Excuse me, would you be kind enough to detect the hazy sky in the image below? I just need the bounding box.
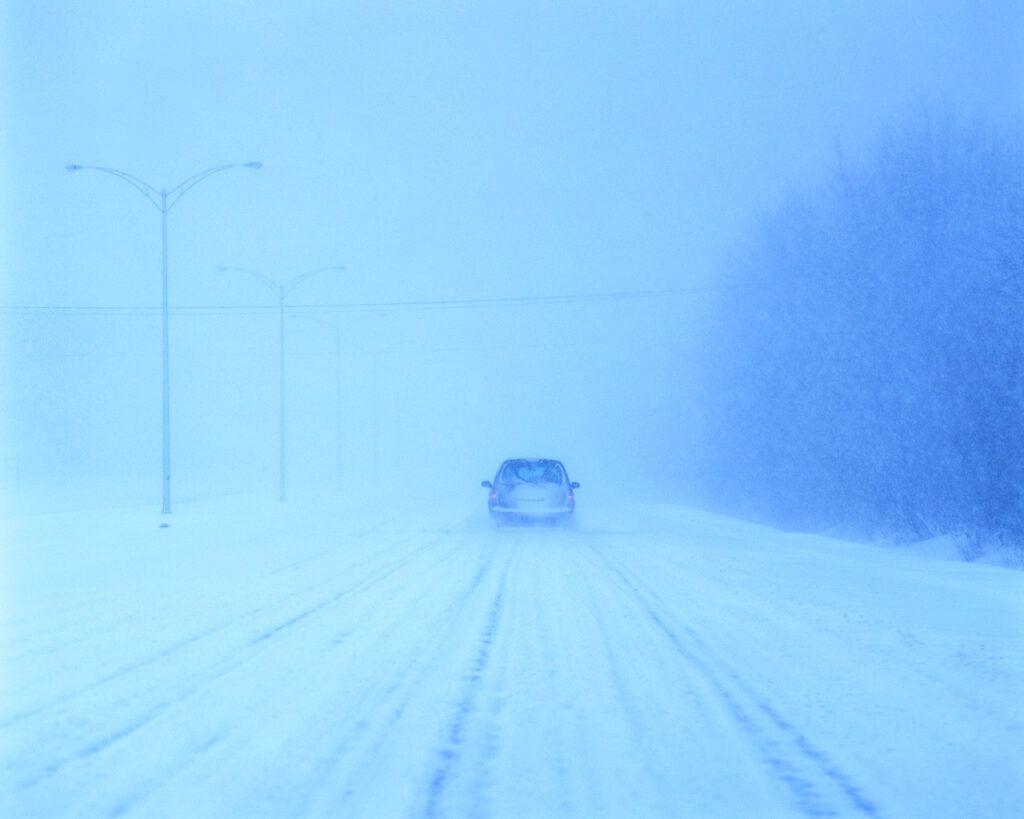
[3,1,1022,506]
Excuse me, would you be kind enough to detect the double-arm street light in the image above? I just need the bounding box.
[217,265,345,501]
[67,161,262,515]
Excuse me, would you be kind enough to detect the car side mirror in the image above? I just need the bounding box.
[571,482,580,489]
[481,480,493,488]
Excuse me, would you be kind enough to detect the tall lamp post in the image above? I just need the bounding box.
[217,266,344,501]
[66,161,262,515]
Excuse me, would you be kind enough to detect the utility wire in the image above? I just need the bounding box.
[13,334,688,360]
[0,286,717,317]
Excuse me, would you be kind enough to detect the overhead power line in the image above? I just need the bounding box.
[0,286,716,317]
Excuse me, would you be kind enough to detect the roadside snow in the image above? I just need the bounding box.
[2,494,1022,817]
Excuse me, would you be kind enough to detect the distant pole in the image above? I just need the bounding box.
[334,326,343,492]
[278,286,286,502]
[67,161,262,515]
[297,314,364,494]
[161,190,170,512]
[218,265,344,501]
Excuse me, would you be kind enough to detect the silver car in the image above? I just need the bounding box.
[481,458,579,526]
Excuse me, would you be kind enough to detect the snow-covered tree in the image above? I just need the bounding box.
[701,112,1024,543]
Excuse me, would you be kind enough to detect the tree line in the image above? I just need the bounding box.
[699,112,1024,550]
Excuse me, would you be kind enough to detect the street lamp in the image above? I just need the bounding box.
[66,161,262,515]
[217,265,345,501]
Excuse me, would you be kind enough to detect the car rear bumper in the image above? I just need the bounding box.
[490,505,573,517]
[490,506,574,526]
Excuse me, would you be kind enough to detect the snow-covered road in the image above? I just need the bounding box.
[3,496,1022,818]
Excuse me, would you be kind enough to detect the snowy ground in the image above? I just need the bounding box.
[2,492,1022,818]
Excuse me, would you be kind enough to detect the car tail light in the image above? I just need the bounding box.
[489,491,498,503]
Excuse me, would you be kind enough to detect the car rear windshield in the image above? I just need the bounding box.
[501,460,565,485]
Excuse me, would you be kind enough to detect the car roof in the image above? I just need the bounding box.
[502,458,564,466]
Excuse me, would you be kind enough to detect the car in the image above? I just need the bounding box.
[481,458,579,526]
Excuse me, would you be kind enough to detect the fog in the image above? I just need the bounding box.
[3,1,1022,519]
[5,7,1024,816]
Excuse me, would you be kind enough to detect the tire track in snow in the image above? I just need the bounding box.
[10,533,458,792]
[280,539,505,818]
[97,538,487,819]
[3,512,416,663]
[420,558,511,819]
[1,529,440,729]
[590,544,883,819]
[576,553,709,813]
